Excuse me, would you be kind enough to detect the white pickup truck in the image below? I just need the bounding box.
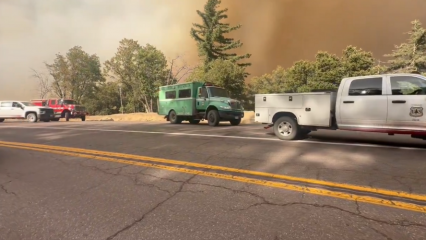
[255,73,426,140]
[0,100,55,123]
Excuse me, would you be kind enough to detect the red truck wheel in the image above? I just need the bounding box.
[65,112,70,121]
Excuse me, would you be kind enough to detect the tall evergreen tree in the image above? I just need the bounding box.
[385,20,426,74]
[190,0,251,68]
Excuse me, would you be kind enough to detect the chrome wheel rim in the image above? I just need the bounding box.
[28,114,36,122]
[277,121,292,136]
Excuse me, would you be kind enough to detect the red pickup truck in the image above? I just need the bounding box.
[31,98,87,121]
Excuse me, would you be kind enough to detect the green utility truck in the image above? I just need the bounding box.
[158,82,244,126]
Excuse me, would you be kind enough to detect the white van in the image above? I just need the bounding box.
[0,101,55,123]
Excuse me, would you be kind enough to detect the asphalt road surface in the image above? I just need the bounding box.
[1,121,426,240]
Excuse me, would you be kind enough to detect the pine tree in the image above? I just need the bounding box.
[190,0,251,68]
[385,20,426,74]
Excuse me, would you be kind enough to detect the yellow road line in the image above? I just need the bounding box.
[0,140,425,202]
[1,143,426,214]
[1,140,426,202]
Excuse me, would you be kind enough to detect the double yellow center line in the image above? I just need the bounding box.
[1,140,426,214]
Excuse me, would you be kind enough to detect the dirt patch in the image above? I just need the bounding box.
[68,111,256,124]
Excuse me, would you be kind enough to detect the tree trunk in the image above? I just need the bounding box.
[142,95,151,112]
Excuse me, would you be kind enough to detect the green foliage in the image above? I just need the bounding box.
[45,54,69,98]
[341,46,377,76]
[249,45,381,95]
[286,60,317,91]
[385,20,426,74]
[103,38,141,112]
[185,65,206,82]
[190,0,251,68]
[187,59,246,99]
[84,82,121,115]
[187,0,252,106]
[243,67,288,110]
[313,52,342,85]
[45,46,104,102]
[104,39,169,112]
[248,67,287,94]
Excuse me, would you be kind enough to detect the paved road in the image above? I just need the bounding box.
[1,121,426,240]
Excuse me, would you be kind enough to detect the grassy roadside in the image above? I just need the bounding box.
[69,111,256,124]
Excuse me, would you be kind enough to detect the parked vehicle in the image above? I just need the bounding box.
[158,82,244,126]
[255,73,426,140]
[0,100,54,123]
[31,98,87,121]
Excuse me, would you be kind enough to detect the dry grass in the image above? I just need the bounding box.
[68,111,256,124]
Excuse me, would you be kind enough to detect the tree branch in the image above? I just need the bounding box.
[30,68,51,99]
[168,54,196,84]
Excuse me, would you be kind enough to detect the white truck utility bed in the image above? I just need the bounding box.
[255,92,336,127]
[253,73,426,141]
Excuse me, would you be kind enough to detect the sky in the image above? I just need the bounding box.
[1,0,426,100]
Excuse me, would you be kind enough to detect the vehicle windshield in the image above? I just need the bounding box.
[208,87,229,98]
[62,100,76,105]
[20,101,36,107]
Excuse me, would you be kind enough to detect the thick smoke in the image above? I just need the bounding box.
[0,0,204,99]
[222,0,426,77]
[1,0,426,99]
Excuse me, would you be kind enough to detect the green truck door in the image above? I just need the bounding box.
[196,87,209,111]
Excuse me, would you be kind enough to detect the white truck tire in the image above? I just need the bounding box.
[27,113,38,123]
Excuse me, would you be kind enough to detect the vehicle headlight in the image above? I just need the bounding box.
[219,105,231,109]
[40,111,45,114]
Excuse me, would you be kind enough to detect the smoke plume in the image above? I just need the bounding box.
[222,0,426,77]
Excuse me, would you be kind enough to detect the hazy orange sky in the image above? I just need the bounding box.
[1,0,426,100]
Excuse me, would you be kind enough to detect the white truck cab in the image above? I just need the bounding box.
[0,100,55,123]
[255,73,426,140]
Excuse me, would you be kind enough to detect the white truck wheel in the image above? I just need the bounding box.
[273,116,300,140]
[27,113,38,123]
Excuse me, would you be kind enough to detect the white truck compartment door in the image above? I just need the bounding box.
[254,107,269,123]
[338,77,387,129]
[386,75,426,131]
[297,94,332,127]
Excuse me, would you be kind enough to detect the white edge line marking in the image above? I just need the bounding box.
[1,126,425,151]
